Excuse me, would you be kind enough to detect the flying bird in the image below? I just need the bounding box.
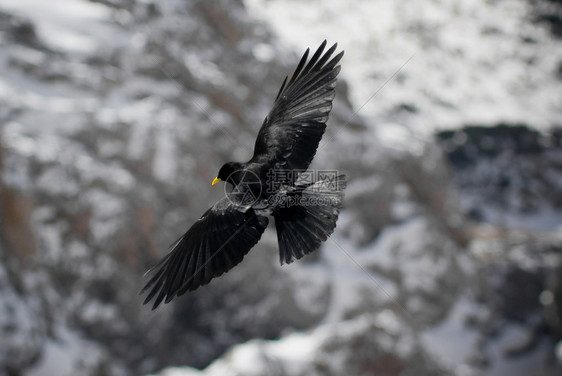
[141,40,346,309]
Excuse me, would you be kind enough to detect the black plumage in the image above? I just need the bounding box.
[141,40,346,309]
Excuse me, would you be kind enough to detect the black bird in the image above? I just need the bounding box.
[141,40,346,309]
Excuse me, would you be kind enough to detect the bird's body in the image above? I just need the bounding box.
[142,41,346,309]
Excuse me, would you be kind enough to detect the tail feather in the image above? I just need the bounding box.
[274,174,346,264]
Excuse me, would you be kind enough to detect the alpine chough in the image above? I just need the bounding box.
[141,40,346,309]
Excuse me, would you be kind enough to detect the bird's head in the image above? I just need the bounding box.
[212,162,244,186]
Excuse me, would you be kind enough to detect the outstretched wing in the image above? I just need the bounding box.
[141,197,269,310]
[251,40,343,175]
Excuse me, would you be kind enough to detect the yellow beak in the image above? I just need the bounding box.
[211,177,221,186]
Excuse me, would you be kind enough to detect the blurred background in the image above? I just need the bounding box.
[0,0,561,375]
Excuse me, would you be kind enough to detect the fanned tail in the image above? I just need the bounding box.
[273,174,346,264]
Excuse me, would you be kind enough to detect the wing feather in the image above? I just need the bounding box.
[251,41,344,176]
[141,197,269,309]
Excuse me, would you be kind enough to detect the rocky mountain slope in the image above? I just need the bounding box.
[0,1,561,376]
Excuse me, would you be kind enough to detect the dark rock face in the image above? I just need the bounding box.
[437,125,562,224]
[530,0,562,38]
[436,124,562,374]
